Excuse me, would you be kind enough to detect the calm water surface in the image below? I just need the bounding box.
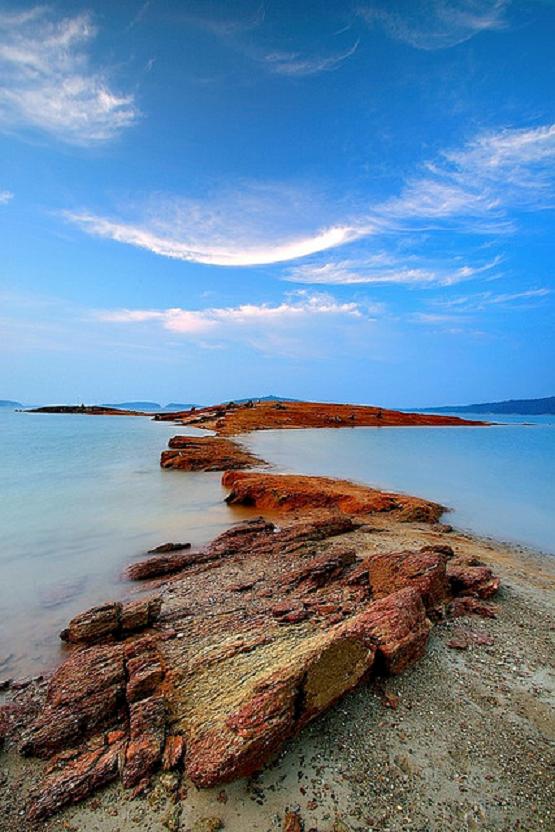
[241,415,555,556]
[1,410,554,679]
[0,411,253,678]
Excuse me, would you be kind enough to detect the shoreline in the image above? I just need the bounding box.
[1,409,553,831]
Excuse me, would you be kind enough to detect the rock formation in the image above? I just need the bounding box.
[0,469,500,821]
[160,436,264,471]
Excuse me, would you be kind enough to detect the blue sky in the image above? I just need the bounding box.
[1,0,554,407]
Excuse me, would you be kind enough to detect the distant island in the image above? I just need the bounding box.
[416,396,555,415]
[0,400,23,408]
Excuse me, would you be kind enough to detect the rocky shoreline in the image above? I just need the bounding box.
[0,407,553,832]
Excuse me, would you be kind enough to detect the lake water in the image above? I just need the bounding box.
[0,411,256,679]
[1,409,553,680]
[241,414,555,556]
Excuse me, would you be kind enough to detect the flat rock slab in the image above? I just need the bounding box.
[161,436,264,471]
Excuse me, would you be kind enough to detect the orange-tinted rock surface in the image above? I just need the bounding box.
[154,399,488,434]
[161,436,264,471]
[222,471,445,522]
[2,466,500,820]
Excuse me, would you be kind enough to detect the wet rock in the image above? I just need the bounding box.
[222,471,444,521]
[161,435,263,471]
[148,541,191,554]
[60,602,120,644]
[60,597,162,642]
[126,551,214,580]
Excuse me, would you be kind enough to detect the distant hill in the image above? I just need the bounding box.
[229,395,301,405]
[416,396,555,415]
[0,399,22,408]
[163,402,198,410]
[101,401,161,410]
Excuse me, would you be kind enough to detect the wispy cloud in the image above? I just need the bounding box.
[64,122,555,266]
[437,287,552,311]
[0,189,13,204]
[360,0,509,51]
[0,6,139,145]
[263,39,359,76]
[97,291,365,334]
[95,290,378,355]
[67,211,363,266]
[286,256,503,286]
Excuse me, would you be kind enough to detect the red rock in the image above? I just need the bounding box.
[222,472,444,521]
[345,587,431,674]
[367,547,448,610]
[120,598,150,632]
[447,564,500,598]
[448,596,497,619]
[20,644,125,757]
[126,651,164,703]
[28,741,123,820]
[161,436,263,471]
[162,734,185,771]
[122,695,166,788]
[281,548,357,591]
[126,551,214,580]
[60,602,120,643]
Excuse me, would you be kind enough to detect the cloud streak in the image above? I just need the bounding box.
[360,1,509,51]
[64,122,555,266]
[263,39,359,76]
[286,256,503,287]
[0,7,139,145]
[0,189,13,204]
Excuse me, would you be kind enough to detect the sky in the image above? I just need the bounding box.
[1,0,554,407]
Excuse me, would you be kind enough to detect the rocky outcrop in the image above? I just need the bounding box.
[1,473,500,821]
[222,471,445,522]
[160,436,264,471]
[60,596,162,643]
[154,399,488,433]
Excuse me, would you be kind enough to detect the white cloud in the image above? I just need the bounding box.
[263,40,359,76]
[64,122,555,267]
[0,189,13,204]
[361,1,509,50]
[0,7,139,144]
[97,291,366,339]
[286,256,502,286]
[67,211,364,266]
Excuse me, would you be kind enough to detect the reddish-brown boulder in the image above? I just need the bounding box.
[447,563,500,598]
[367,547,448,610]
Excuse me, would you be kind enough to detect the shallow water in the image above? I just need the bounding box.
[241,414,555,556]
[0,411,252,678]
